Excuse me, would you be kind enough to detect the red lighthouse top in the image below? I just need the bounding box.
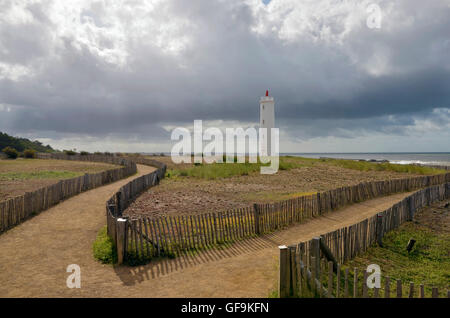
[265,90,269,96]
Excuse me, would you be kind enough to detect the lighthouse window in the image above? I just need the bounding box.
[262,105,264,110]
[263,120,265,124]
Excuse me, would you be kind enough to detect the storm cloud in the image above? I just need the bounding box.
[0,0,449,152]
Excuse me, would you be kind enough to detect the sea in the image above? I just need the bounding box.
[283,153,450,166]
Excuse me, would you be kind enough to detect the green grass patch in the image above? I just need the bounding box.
[92,226,117,264]
[168,162,262,179]
[164,156,445,180]
[166,156,314,180]
[0,170,83,180]
[341,221,450,297]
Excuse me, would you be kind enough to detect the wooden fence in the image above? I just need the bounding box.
[278,182,450,298]
[107,163,450,264]
[0,153,137,234]
[281,255,450,298]
[106,157,167,264]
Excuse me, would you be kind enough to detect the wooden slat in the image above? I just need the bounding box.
[138,218,145,258]
[142,218,152,257]
[396,280,402,298]
[328,261,333,298]
[409,282,414,298]
[163,217,175,254]
[168,216,178,251]
[336,264,341,298]
[432,287,439,298]
[189,215,197,249]
[151,218,161,256]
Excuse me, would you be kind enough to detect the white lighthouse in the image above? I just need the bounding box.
[260,90,275,156]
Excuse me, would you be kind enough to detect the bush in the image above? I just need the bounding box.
[2,146,18,159]
[80,151,89,156]
[23,149,36,158]
[92,226,117,264]
[63,149,77,156]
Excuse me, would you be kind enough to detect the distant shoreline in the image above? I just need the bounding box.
[284,152,450,166]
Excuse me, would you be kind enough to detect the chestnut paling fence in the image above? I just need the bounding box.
[106,161,450,264]
[278,182,450,298]
[0,153,137,234]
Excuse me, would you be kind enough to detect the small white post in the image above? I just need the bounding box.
[116,218,128,265]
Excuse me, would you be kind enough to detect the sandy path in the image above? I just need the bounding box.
[0,165,414,297]
[0,164,155,297]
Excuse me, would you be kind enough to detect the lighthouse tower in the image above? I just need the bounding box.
[260,90,275,156]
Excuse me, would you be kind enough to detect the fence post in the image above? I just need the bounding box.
[409,196,415,220]
[376,213,384,247]
[397,280,402,298]
[432,287,439,298]
[362,270,368,298]
[319,236,338,272]
[344,268,349,298]
[289,245,298,297]
[116,191,122,216]
[278,245,290,298]
[312,237,321,280]
[253,203,260,235]
[385,276,390,298]
[336,264,341,298]
[353,268,358,298]
[409,282,414,298]
[328,261,333,298]
[116,218,128,265]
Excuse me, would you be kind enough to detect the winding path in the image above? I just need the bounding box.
[0,164,415,297]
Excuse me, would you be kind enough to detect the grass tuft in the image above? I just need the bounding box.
[342,220,450,297]
[166,157,312,180]
[93,226,117,264]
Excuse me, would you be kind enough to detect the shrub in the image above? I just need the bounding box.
[63,149,77,156]
[23,149,36,158]
[80,151,89,156]
[2,146,18,159]
[92,226,117,264]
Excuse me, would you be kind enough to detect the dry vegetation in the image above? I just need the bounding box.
[0,159,118,201]
[125,155,445,218]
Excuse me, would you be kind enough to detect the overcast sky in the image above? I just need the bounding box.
[0,0,449,153]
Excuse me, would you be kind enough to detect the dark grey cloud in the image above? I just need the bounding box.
[0,0,449,151]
